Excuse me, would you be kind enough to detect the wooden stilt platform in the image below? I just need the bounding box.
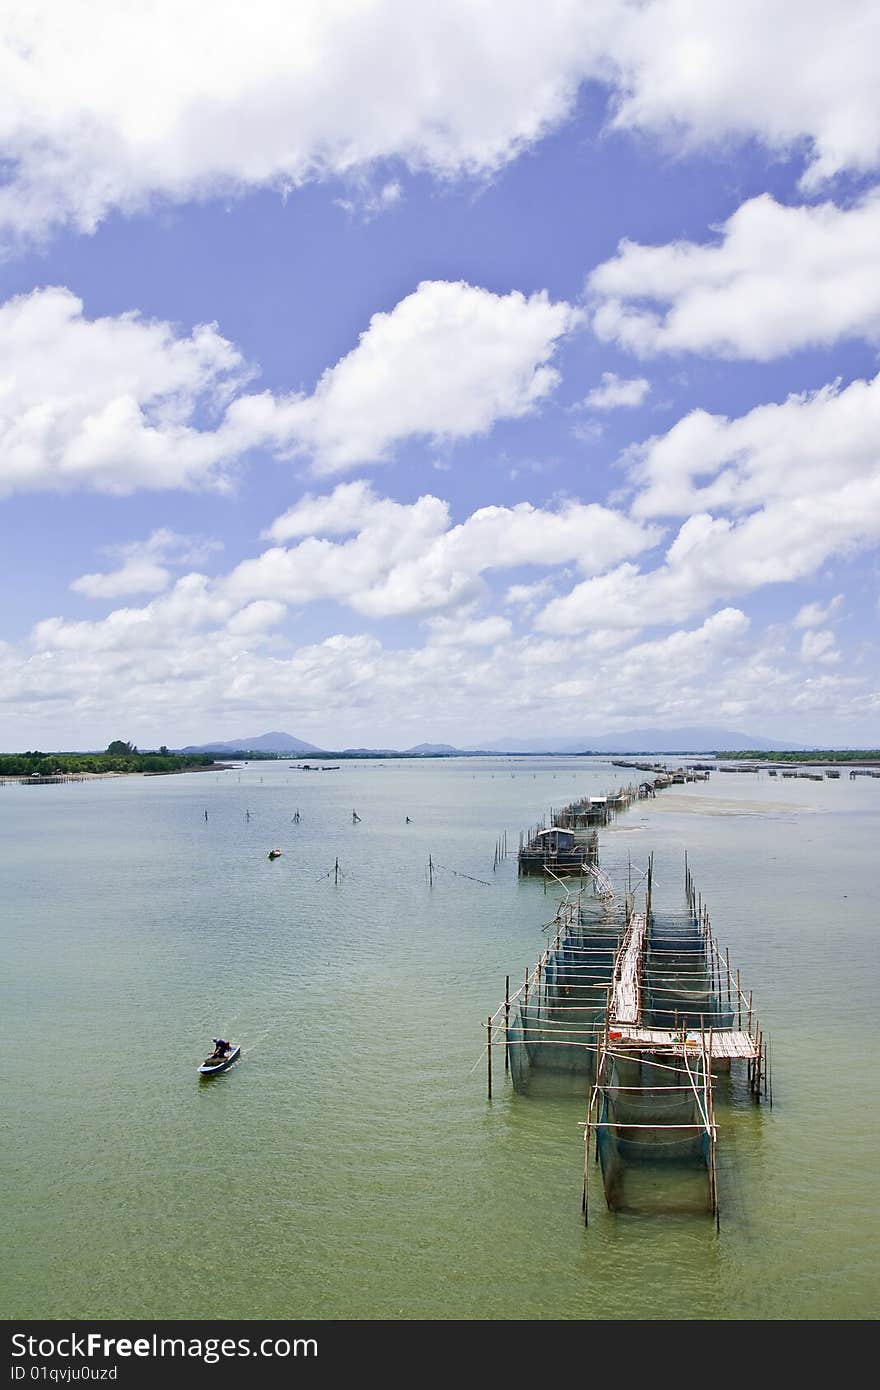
[485,850,770,1226]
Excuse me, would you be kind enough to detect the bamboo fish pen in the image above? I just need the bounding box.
[484,852,769,1224]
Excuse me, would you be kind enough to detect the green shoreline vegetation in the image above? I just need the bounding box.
[0,739,219,777]
[716,749,880,763]
[3,743,880,778]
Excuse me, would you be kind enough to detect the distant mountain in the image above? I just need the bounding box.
[472,727,807,754]
[180,731,325,754]
[178,725,808,758]
[337,747,400,757]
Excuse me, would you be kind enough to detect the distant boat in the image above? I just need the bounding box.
[268,848,282,859]
[321,766,341,771]
[198,1044,241,1075]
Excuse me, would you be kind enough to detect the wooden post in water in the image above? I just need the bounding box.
[486,1017,493,1100]
[583,1083,596,1224]
[706,1028,711,1234]
[428,854,434,887]
[705,1027,714,1214]
[334,857,339,886]
[583,1118,590,1223]
[504,975,510,1074]
[759,1035,766,1100]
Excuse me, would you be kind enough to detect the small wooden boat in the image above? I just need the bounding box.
[268,848,282,859]
[198,1044,241,1075]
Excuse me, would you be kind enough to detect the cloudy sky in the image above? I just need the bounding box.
[1,0,878,750]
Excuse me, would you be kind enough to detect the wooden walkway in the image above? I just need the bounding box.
[608,1025,759,1060]
[607,905,759,1061]
[610,911,647,1024]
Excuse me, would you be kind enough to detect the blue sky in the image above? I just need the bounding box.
[1,1,878,749]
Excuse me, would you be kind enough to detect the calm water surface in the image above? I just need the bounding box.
[2,758,877,1319]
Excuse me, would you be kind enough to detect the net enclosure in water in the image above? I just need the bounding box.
[487,855,769,1222]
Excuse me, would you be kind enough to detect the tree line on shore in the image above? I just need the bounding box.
[717,749,880,762]
[0,740,217,776]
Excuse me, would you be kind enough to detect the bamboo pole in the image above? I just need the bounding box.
[756,1039,767,1100]
[596,1020,607,1166]
[709,1029,720,1230]
[487,1016,492,1100]
[583,1117,589,1222]
[704,1029,714,1214]
[583,1082,596,1223]
[504,975,510,1075]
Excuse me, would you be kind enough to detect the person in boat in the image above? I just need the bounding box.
[210,1038,230,1060]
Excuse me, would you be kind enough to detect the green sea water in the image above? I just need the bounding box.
[2,758,877,1320]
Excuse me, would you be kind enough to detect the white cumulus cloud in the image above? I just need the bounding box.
[0,282,575,495]
[425,614,513,646]
[583,372,650,409]
[590,190,880,360]
[794,595,843,629]
[1,2,879,243]
[4,564,877,748]
[539,373,880,634]
[225,281,579,473]
[0,0,608,242]
[71,529,223,599]
[231,481,658,619]
[603,0,880,191]
[0,288,250,497]
[630,375,880,520]
[800,629,840,664]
